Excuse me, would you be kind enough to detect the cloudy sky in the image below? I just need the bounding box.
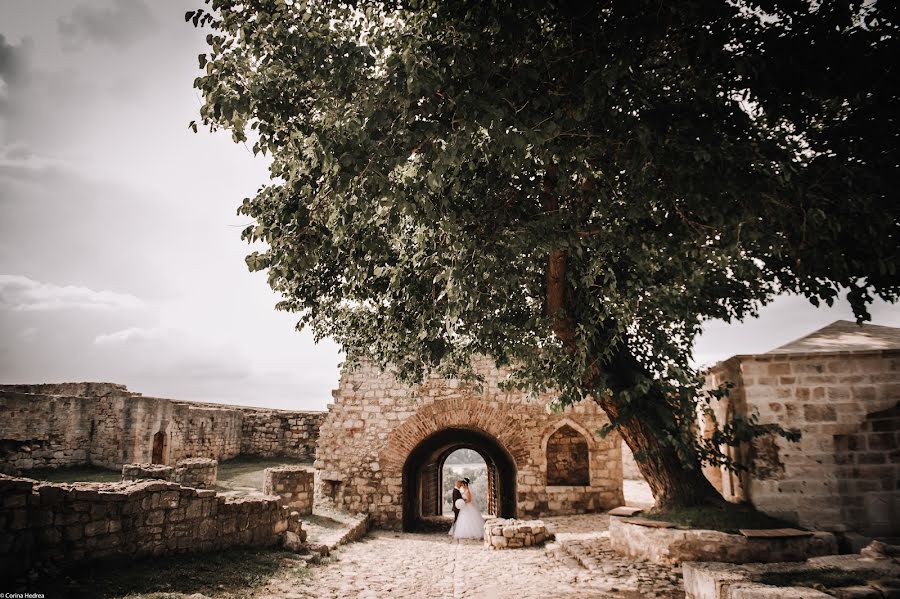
[0,1,897,411]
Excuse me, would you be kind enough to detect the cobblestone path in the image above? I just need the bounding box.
[255,513,684,599]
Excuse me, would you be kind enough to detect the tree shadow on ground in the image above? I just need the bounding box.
[20,546,308,599]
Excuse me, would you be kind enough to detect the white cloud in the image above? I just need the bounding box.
[0,144,67,172]
[58,0,157,51]
[0,274,144,311]
[94,326,160,345]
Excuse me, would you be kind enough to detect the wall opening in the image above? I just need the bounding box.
[546,424,589,486]
[402,427,516,532]
[151,431,167,464]
[441,448,488,516]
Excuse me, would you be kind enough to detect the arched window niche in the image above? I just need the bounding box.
[544,422,591,487]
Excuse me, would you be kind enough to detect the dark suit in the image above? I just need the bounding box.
[451,487,463,522]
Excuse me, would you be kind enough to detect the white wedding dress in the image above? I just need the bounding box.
[448,490,485,540]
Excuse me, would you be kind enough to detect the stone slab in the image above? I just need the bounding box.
[739,528,812,538]
[608,506,643,517]
[621,517,676,528]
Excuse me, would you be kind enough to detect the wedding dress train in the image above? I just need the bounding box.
[448,491,484,540]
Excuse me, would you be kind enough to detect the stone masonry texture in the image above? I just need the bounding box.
[0,385,324,473]
[0,472,304,577]
[703,349,899,536]
[314,358,624,529]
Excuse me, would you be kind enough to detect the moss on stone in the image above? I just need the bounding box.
[641,504,798,534]
[755,567,883,589]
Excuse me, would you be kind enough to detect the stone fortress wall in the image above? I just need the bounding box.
[1,320,895,539]
[0,383,325,474]
[314,358,625,530]
[701,321,900,537]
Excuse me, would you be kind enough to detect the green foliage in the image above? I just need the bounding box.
[188,1,899,476]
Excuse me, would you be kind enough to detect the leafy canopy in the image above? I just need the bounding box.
[189,0,898,465]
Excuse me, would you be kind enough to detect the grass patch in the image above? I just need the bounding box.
[27,464,121,484]
[25,546,309,599]
[755,567,883,589]
[215,455,312,497]
[640,504,798,534]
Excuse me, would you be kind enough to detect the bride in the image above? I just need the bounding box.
[448,479,484,540]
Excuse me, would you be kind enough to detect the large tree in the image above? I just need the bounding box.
[189,0,899,508]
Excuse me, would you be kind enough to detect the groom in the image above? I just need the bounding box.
[451,479,463,524]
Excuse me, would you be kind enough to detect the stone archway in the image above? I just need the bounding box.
[377,398,531,531]
[402,427,517,531]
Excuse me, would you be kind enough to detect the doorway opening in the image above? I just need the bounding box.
[441,449,488,516]
[402,427,516,531]
[151,430,167,464]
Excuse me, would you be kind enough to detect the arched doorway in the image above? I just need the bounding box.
[402,427,517,532]
[441,449,487,516]
[151,430,167,464]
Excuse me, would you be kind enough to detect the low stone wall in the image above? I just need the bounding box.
[483,518,550,550]
[0,472,302,576]
[683,551,900,599]
[609,517,837,565]
[264,465,313,515]
[122,463,173,481]
[172,458,217,489]
[122,459,217,489]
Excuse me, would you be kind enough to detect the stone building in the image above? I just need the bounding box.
[0,383,324,473]
[314,358,624,531]
[702,320,899,537]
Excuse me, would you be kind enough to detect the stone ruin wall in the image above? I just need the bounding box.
[315,359,624,529]
[89,396,245,469]
[240,408,325,461]
[703,349,899,537]
[0,385,325,474]
[0,391,95,472]
[0,472,304,577]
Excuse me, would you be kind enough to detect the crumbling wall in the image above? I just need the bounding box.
[0,473,301,577]
[240,408,325,461]
[0,392,95,472]
[1,386,324,474]
[89,396,243,469]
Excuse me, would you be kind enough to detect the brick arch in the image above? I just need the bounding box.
[378,398,531,472]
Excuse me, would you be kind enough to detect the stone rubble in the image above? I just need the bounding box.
[483,517,550,549]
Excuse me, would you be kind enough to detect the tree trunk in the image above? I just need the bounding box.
[597,393,726,509]
[542,176,725,510]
